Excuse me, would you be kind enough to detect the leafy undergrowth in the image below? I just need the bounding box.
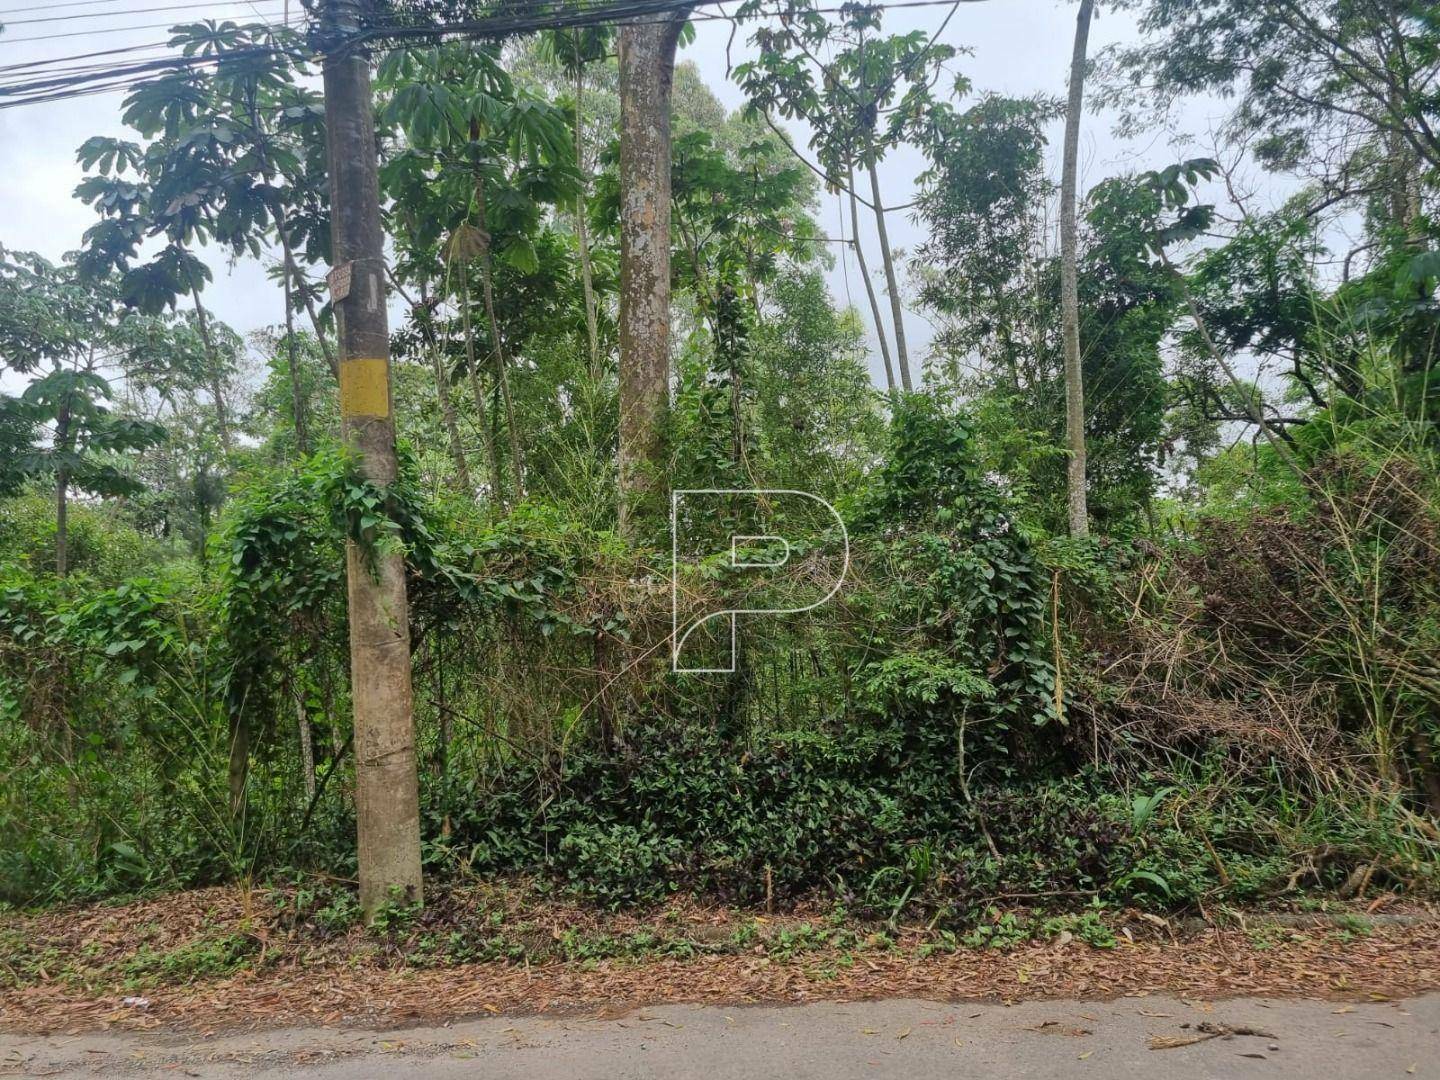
[1,878,1437,1035]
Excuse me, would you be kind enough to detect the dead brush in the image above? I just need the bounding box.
[1076,450,1440,894]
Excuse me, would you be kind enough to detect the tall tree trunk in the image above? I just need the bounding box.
[227,709,249,819]
[438,353,472,491]
[282,251,310,456]
[401,276,473,492]
[250,92,320,445]
[577,42,615,738]
[296,681,316,801]
[730,322,743,469]
[325,663,344,756]
[434,631,451,782]
[472,181,525,499]
[1164,252,1301,472]
[866,159,912,392]
[397,272,475,492]
[617,15,687,536]
[267,215,338,378]
[321,0,423,917]
[189,282,233,456]
[1414,730,1440,820]
[54,469,68,579]
[194,458,211,560]
[302,289,338,378]
[1386,84,1425,250]
[459,262,505,506]
[53,381,72,577]
[1060,0,1095,538]
[50,391,75,796]
[847,163,896,396]
[428,328,472,492]
[574,57,602,382]
[593,627,617,754]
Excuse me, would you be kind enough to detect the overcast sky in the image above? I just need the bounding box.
[0,1,1281,390]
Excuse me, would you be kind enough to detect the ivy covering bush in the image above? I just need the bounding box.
[4,397,1434,915]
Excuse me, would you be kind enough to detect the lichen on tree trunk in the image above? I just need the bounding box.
[616,14,688,537]
[1060,0,1095,539]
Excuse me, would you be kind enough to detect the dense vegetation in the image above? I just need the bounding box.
[1,0,1438,929]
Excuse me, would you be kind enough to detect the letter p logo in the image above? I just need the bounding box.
[670,489,849,673]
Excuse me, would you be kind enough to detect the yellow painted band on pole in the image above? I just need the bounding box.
[339,357,390,418]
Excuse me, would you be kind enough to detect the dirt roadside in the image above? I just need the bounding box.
[2,887,1438,1037]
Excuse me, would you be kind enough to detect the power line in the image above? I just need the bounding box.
[0,53,196,91]
[0,0,690,82]
[0,0,971,107]
[0,0,663,46]
[0,1,289,26]
[0,52,173,86]
[0,14,288,44]
[352,0,969,50]
[0,43,298,101]
[0,31,306,101]
[0,40,180,74]
[0,0,159,14]
[354,0,712,43]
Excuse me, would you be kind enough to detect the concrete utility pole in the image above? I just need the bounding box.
[319,0,423,917]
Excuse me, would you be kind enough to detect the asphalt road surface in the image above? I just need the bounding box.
[4,993,1438,1079]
